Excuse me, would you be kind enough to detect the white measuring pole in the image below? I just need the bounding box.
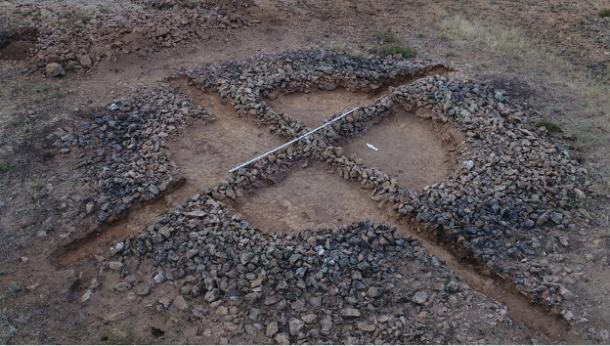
[228,106,359,173]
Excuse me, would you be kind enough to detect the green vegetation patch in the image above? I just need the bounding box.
[0,160,8,173]
[374,29,417,59]
[535,120,563,134]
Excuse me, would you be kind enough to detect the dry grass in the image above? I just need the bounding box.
[439,16,610,173]
[324,42,368,58]
[439,17,570,72]
[535,120,563,134]
[100,326,143,345]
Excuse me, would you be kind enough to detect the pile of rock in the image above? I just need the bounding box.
[113,196,528,343]
[1,0,251,73]
[318,76,589,311]
[52,84,208,222]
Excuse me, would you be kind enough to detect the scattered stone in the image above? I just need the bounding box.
[85,202,94,214]
[107,261,123,271]
[81,289,92,303]
[204,289,219,303]
[216,306,228,315]
[367,286,382,298]
[158,296,172,309]
[79,54,92,68]
[173,295,188,311]
[153,272,166,284]
[411,291,429,305]
[357,321,376,332]
[45,62,65,77]
[551,212,563,225]
[320,315,333,334]
[288,318,304,336]
[113,281,131,293]
[274,333,290,344]
[134,284,152,296]
[301,313,317,323]
[90,278,100,289]
[110,241,125,255]
[265,321,279,337]
[341,307,361,318]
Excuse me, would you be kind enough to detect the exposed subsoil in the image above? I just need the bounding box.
[342,108,461,189]
[230,163,392,234]
[171,83,285,188]
[267,89,381,128]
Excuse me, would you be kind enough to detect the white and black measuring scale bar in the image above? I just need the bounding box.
[229,94,388,173]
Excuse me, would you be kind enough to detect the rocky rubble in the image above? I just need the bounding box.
[52,84,208,223]
[0,0,251,73]
[113,197,528,343]
[55,49,589,342]
[320,77,590,311]
[183,50,588,313]
[186,49,444,140]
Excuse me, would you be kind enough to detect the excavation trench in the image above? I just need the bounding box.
[56,83,437,266]
[54,81,568,341]
[229,97,568,340]
[55,84,283,266]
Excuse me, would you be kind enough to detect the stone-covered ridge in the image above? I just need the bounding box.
[116,195,526,344]
[52,85,209,222]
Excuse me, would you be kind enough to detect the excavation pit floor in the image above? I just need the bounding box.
[230,162,398,234]
[267,88,381,128]
[342,108,461,189]
[171,83,285,188]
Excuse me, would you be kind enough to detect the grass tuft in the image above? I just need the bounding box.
[599,9,610,17]
[100,326,143,345]
[377,44,417,59]
[374,29,416,59]
[0,160,8,173]
[30,178,45,191]
[535,120,563,134]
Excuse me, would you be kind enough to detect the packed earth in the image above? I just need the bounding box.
[1,1,609,344]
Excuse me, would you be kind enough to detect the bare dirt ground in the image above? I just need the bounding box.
[1,0,609,344]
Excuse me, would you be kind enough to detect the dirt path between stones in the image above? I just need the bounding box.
[410,224,572,342]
